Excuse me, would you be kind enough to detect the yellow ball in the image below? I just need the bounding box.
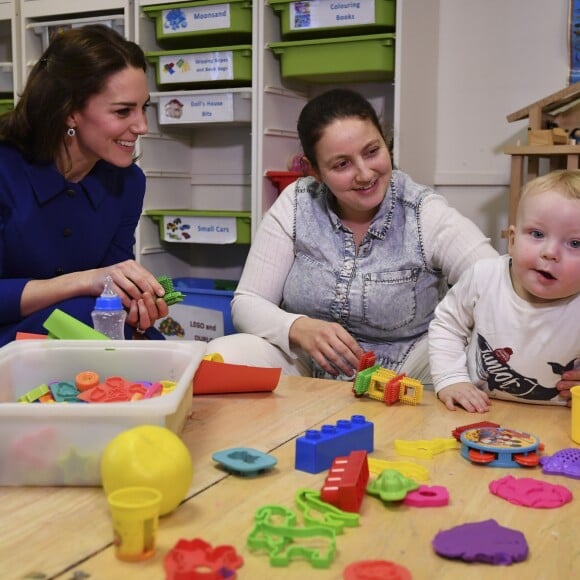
[101,425,193,516]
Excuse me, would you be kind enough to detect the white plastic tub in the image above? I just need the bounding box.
[0,340,204,486]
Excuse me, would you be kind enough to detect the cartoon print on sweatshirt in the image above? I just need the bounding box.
[475,334,578,401]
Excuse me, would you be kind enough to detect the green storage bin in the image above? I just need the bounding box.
[268,0,396,39]
[145,209,251,245]
[269,33,395,84]
[0,99,14,115]
[143,0,252,48]
[146,45,252,89]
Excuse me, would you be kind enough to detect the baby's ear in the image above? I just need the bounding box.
[507,225,516,255]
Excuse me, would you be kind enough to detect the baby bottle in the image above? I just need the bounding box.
[91,275,127,340]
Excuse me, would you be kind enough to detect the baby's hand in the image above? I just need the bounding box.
[437,382,491,413]
[556,370,580,407]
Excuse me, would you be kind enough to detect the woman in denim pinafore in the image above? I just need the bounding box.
[207,89,498,385]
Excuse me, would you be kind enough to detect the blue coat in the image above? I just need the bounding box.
[0,142,147,345]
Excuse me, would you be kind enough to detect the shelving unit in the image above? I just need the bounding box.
[3,0,441,286]
[18,3,133,94]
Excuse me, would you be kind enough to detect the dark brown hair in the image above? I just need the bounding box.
[0,24,147,163]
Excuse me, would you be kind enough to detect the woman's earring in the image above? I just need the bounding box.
[66,127,76,137]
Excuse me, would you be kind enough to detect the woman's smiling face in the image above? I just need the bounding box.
[311,116,393,222]
[67,66,149,175]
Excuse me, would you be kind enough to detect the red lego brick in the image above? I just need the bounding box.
[321,450,369,513]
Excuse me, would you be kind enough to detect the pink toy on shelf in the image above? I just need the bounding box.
[320,450,369,513]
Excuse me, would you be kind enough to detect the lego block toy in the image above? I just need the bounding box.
[321,450,369,513]
[295,415,374,474]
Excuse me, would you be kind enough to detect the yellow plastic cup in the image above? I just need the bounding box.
[571,385,580,444]
[107,486,162,562]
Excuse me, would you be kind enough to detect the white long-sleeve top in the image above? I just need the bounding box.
[232,174,498,360]
[429,254,580,405]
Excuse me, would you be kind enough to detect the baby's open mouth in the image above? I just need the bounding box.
[536,269,556,280]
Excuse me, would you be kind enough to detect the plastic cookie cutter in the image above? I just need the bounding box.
[343,559,412,580]
[366,469,420,502]
[59,448,99,486]
[17,383,51,403]
[539,448,580,479]
[403,484,450,507]
[48,381,83,403]
[247,505,336,569]
[367,458,430,481]
[164,537,244,580]
[394,437,460,459]
[294,489,359,533]
[212,447,277,477]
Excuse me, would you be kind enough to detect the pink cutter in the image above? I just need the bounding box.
[403,484,450,507]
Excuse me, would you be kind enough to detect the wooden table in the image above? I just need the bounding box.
[0,377,577,579]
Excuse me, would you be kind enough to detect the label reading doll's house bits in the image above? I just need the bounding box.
[159,93,234,124]
[162,4,231,34]
[158,51,234,84]
[162,215,238,244]
[290,0,375,30]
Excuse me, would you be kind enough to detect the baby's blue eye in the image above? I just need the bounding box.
[570,239,580,249]
[530,230,543,239]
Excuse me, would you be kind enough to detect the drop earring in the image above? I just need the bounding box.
[67,127,76,137]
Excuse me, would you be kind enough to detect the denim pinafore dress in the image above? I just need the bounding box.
[282,170,442,377]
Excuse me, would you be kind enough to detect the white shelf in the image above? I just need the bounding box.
[7,0,439,282]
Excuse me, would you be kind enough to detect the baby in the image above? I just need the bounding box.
[429,170,580,412]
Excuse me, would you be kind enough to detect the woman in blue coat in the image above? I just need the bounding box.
[0,25,168,345]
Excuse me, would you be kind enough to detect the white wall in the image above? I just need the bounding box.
[434,0,571,251]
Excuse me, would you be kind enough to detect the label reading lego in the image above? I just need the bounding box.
[162,215,238,244]
[289,1,375,30]
[162,4,231,34]
[158,51,234,84]
[159,93,234,124]
[156,304,224,342]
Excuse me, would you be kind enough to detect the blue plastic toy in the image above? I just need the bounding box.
[295,415,374,474]
[212,447,277,477]
[460,426,542,468]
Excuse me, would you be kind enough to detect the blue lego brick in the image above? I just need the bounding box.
[295,415,374,474]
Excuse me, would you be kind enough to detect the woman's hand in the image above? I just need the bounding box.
[93,261,169,330]
[437,382,491,413]
[289,317,364,377]
[556,370,580,407]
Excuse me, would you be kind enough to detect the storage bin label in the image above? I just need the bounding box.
[162,215,238,244]
[158,51,234,84]
[156,304,224,342]
[162,5,231,33]
[289,0,375,30]
[159,93,234,124]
